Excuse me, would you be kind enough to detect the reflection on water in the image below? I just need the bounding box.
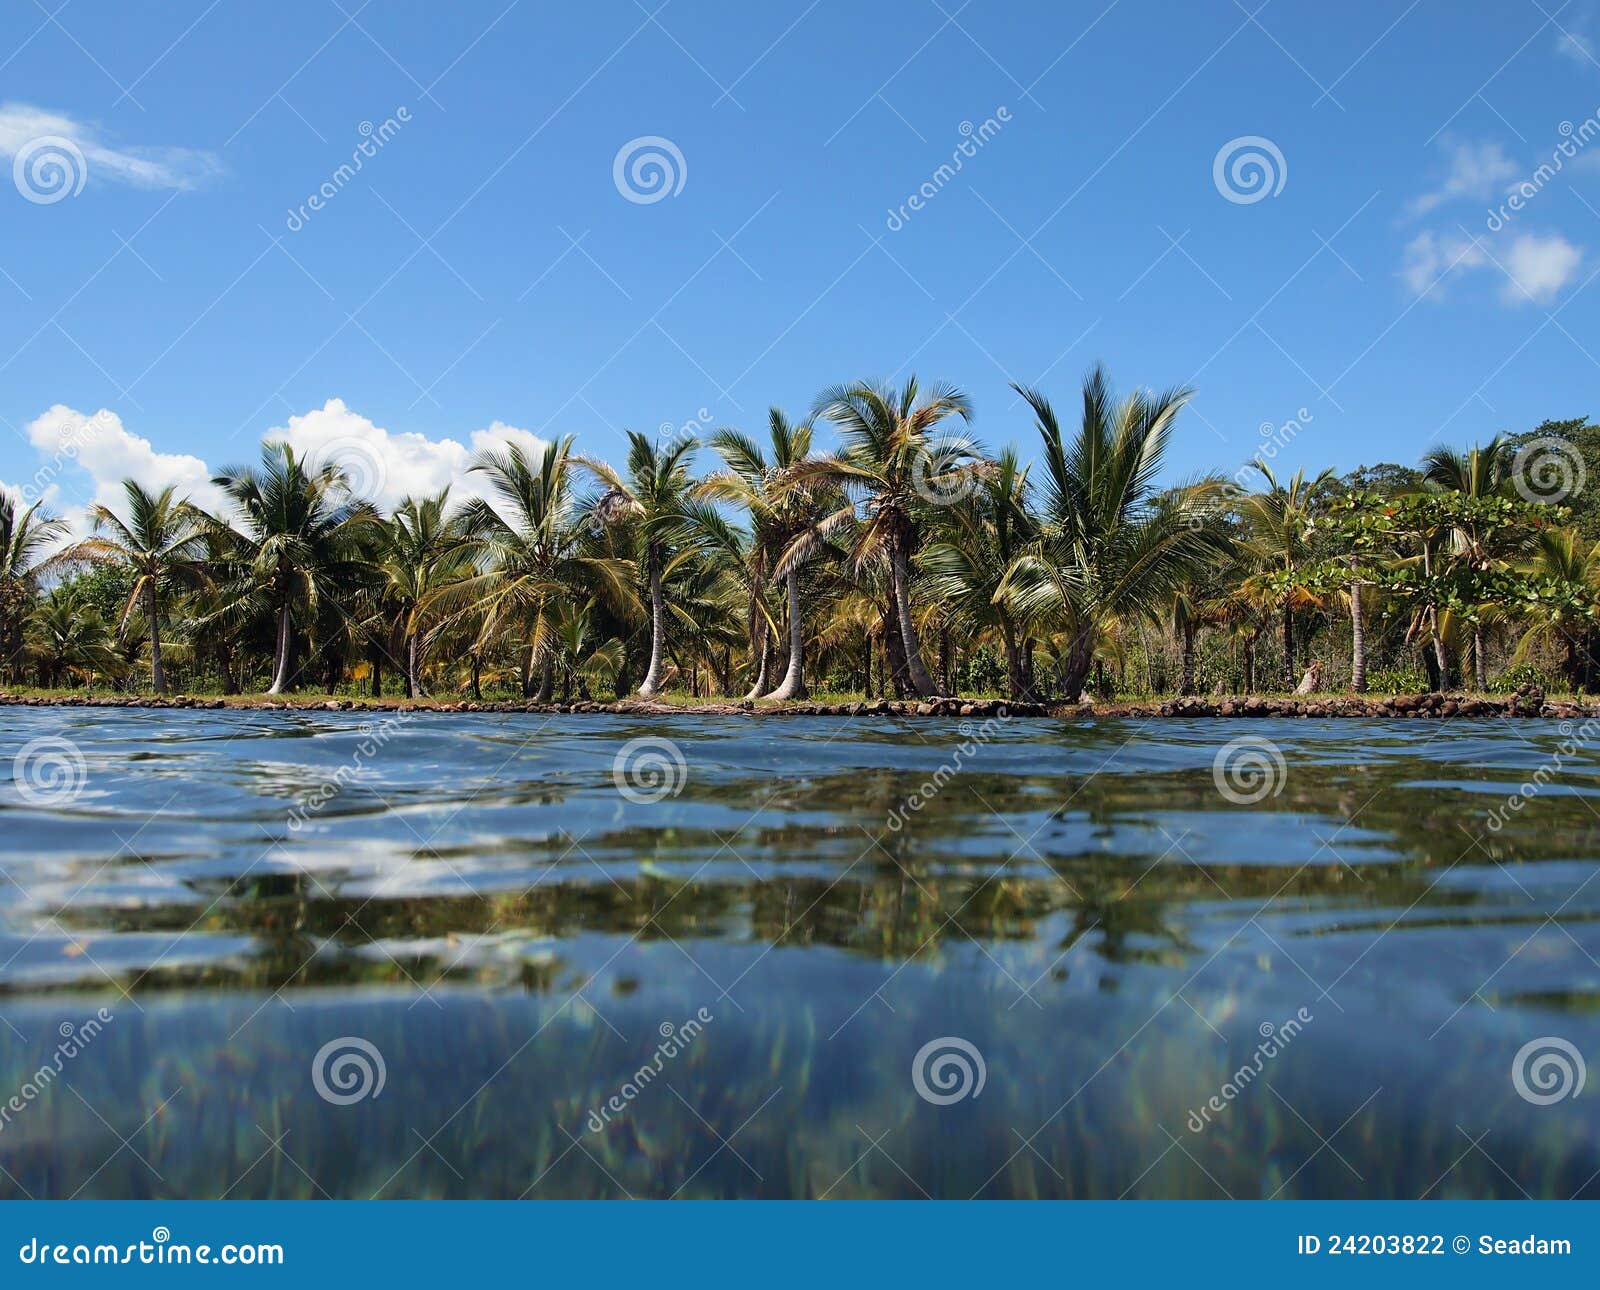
[1,709,1597,1198]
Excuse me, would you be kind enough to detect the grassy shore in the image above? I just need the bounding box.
[0,685,1591,719]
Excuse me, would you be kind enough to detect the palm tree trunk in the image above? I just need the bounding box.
[1349,557,1366,693]
[267,602,294,694]
[469,652,482,700]
[766,569,808,701]
[889,544,938,696]
[862,633,873,699]
[744,612,769,699]
[1473,627,1488,691]
[1281,601,1294,690]
[407,634,423,698]
[1180,623,1196,696]
[145,579,165,694]
[638,553,667,698]
[535,654,554,703]
[1001,613,1024,700]
[1060,627,1096,702]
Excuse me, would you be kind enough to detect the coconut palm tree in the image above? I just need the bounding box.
[802,377,978,697]
[377,490,471,698]
[997,367,1231,701]
[446,437,636,700]
[26,584,125,688]
[60,481,208,693]
[1,493,68,683]
[206,443,379,694]
[582,431,701,699]
[920,447,1039,698]
[1514,525,1600,691]
[701,410,840,701]
[1422,436,1513,689]
[1235,462,1335,688]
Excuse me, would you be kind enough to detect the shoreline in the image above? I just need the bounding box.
[0,689,1588,720]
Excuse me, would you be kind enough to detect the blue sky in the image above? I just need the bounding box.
[3,0,1600,520]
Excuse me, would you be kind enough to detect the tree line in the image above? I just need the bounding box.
[2,368,1597,703]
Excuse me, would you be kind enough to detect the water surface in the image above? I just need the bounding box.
[1,709,1597,1198]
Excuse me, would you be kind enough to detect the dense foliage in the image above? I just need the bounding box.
[4,369,1598,700]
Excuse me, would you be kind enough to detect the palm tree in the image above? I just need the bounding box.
[1,493,68,683]
[997,367,1231,701]
[207,443,378,694]
[1514,525,1600,691]
[26,585,125,688]
[1422,436,1512,689]
[582,431,701,699]
[61,481,207,694]
[1235,462,1335,688]
[803,377,978,697]
[921,447,1038,698]
[447,437,636,700]
[378,490,469,698]
[701,410,839,701]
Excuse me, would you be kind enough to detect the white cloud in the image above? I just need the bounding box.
[1400,229,1582,304]
[5,400,554,537]
[1498,231,1584,303]
[1399,231,1487,296]
[0,102,220,192]
[1407,140,1520,217]
[264,399,551,513]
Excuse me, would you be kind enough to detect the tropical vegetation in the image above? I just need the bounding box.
[5,367,1599,702]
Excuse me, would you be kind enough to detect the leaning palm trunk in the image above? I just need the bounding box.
[765,569,808,701]
[638,556,667,698]
[744,611,769,699]
[1349,556,1366,693]
[146,579,165,694]
[267,602,294,694]
[1179,623,1196,696]
[889,545,938,697]
[1473,627,1488,691]
[1000,614,1026,701]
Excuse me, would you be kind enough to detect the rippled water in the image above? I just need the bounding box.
[1,708,1597,1198]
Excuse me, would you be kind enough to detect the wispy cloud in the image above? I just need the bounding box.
[1407,140,1519,217]
[0,102,221,191]
[1400,229,1582,305]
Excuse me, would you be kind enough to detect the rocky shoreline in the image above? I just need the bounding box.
[0,687,1589,720]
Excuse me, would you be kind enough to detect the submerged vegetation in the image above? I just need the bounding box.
[4,368,1599,702]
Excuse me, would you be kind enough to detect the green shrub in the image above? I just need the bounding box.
[1364,667,1429,695]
